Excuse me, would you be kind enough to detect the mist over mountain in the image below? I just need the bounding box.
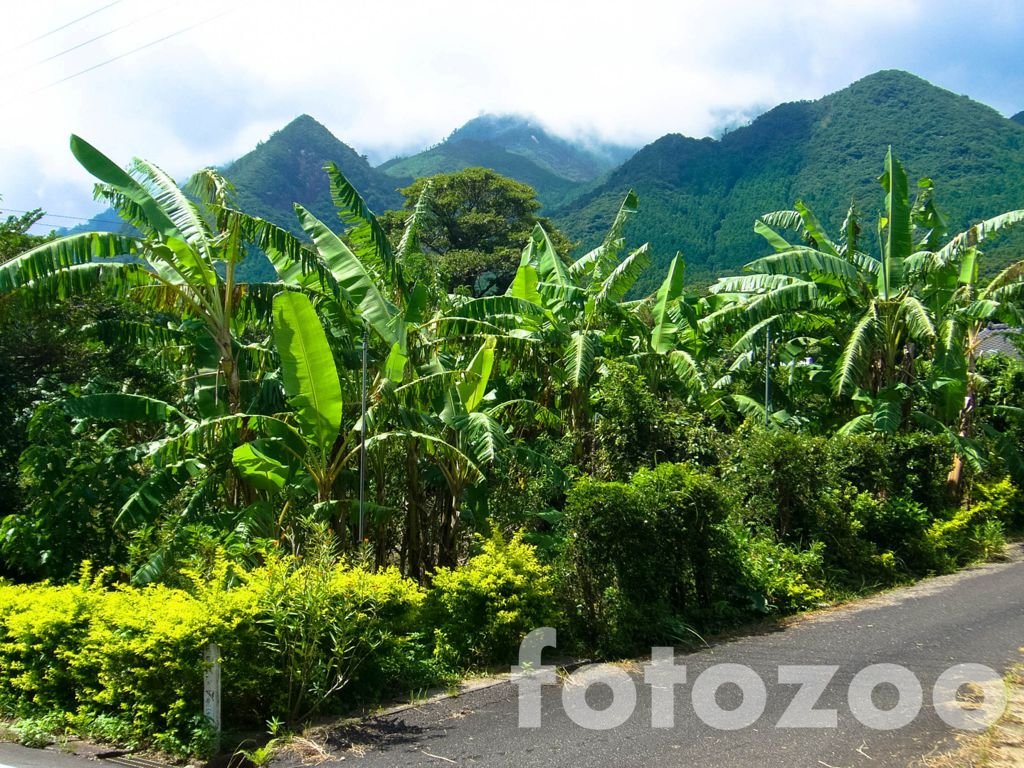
[379,114,635,207]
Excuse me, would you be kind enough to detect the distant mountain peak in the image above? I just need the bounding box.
[850,68,929,86]
[448,113,547,142]
[267,114,353,150]
[379,112,637,206]
[1012,110,1024,125]
[558,68,1024,291]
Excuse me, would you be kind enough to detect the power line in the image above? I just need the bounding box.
[35,6,232,93]
[15,1,123,50]
[27,6,171,70]
[1,207,124,226]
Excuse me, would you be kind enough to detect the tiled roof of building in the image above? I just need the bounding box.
[977,324,1022,359]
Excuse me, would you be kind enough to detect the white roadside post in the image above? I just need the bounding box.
[204,642,222,748]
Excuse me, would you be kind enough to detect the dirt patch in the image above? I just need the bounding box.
[918,663,1024,768]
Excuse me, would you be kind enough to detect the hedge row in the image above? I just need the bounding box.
[0,533,552,756]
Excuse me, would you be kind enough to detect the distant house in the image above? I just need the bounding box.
[977,324,1022,359]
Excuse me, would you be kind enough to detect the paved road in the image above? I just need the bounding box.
[295,545,1024,768]
[0,743,99,767]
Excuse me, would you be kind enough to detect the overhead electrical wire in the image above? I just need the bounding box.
[1,207,124,228]
[15,1,123,50]
[35,6,233,93]
[26,5,172,70]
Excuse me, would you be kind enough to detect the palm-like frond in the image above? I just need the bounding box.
[668,349,705,393]
[746,248,865,286]
[898,295,936,342]
[596,243,650,305]
[0,232,141,293]
[116,458,207,528]
[701,281,820,334]
[325,162,397,278]
[794,201,840,257]
[66,393,186,424]
[457,411,509,465]
[651,253,685,354]
[833,304,880,396]
[129,157,215,266]
[932,210,1024,267]
[397,182,432,267]
[295,204,399,345]
[525,224,571,286]
[758,209,803,235]
[569,238,624,279]
[709,273,798,295]
[563,330,600,388]
[592,191,638,282]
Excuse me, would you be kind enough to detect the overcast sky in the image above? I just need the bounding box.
[2,0,1022,231]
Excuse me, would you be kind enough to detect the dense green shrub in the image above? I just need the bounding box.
[735,531,827,613]
[887,433,955,512]
[0,569,238,755]
[240,534,433,724]
[724,427,835,544]
[849,493,938,575]
[972,477,1024,533]
[558,463,747,655]
[427,532,555,668]
[592,361,667,481]
[927,504,1007,570]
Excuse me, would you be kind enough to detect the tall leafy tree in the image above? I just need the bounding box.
[380,167,572,296]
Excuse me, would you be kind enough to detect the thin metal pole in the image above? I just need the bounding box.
[359,323,368,543]
[764,326,772,426]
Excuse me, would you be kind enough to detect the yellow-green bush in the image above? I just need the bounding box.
[427,532,555,668]
[927,506,1006,570]
[0,553,438,756]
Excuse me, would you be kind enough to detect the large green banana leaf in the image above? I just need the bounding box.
[273,291,343,459]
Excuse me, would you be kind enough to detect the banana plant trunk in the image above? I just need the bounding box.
[947,331,979,495]
[403,443,427,582]
[437,490,462,570]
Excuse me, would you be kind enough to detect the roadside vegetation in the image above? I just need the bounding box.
[921,662,1024,768]
[0,139,1023,758]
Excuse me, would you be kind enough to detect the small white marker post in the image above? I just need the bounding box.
[204,642,222,749]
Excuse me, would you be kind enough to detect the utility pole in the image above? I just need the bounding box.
[359,322,368,544]
[764,326,772,426]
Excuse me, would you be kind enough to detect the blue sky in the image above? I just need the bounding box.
[2,0,1022,230]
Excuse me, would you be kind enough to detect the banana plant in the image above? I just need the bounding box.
[705,149,961,429]
[918,213,1024,488]
[0,136,309,414]
[498,192,657,456]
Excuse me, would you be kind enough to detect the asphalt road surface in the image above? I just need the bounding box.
[294,545,1024,768]
[0,743,100,767]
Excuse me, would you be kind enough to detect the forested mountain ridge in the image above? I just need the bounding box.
[59,72,1024,291]
[555,70,1024,292]
[379,114,634,207]
[224,114,408,228]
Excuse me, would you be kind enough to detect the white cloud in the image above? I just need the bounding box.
[2,0,1021,227]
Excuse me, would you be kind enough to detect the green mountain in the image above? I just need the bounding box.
[225,114,407,228]
[556,70,1024,293]
[379,114,634,208]
[61,114,411,274]
[1012,111,1024,125]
